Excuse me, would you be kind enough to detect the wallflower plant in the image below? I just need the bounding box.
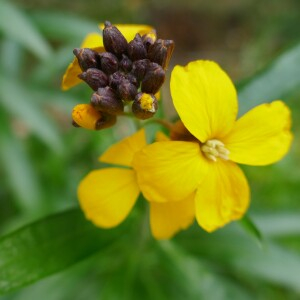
[63,23,292,240]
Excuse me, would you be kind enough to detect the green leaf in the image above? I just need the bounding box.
[0,115,42,213]
[0,75,63,153]
[238,214,263,248]
[0,1,52,60]
[0,208,124,295]
[238,42,300,115]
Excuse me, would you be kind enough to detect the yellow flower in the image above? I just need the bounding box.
[62,24,156,91]
[78,129,193,239]
[133,60,293,233]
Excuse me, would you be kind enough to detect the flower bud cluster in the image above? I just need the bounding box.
[72,21,174,129]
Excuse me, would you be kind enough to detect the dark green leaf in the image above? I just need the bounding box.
[0,208,124,295]
[239,214,263,247]
[0,1,52,60]
[238,42,300,115]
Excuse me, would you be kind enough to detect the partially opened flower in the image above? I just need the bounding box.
[133,60,293,233]
[78,129,193,239]
[62,22,174,130]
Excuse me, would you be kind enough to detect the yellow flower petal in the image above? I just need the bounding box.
[133,141,209,203]
[150,195,195,240]
[170,60,238,142]
[78,168,139,228]
[195,160,250,232]
[155,131,169,142]
[72,104,101,130]
[223,101,293,166]
[62,33,104,91]
[99,24,156,42]
[100,129,147,167]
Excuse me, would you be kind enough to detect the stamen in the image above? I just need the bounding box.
[201,139,230,162]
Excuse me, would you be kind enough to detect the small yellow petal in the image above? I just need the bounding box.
[78,168,140,228]
[223,101,293,166]
[195,160,250,232]
[100,129,147,167]
[62,33,104,91]
[150,195,195,240]
[72,104,101,130]
[133,141,209,203]
[99,24,156,42]
[170,60,238,142]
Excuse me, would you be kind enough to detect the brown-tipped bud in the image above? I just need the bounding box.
[119,54,132,72]
[126,73,139,87]
[117,80,137,101]
[73,48,100,71]
[100,52,119,75]
[103,21,128,57]
[141,62,165,94]
[132,93,158,120]
[131,59,150,81]
[72,104,102,130]
[95,113,117,130]
[91,87,124,115]
[127,34,147,61]
[142,32,156,51]
[78,68,108,91]
[147,39,174,69]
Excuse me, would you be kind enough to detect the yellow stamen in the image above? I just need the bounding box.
[201,139,230,162]
[140,93,156,112]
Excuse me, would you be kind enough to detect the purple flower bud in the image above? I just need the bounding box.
[95,113,117,130]
[117,80,137,101]
[147,39,174,69]
[141,62,165,94]
[91,86,124,115]
[103,21,128,57]
[119,54,132,72]
[100,52,119,75]
[132,93,158,120]
[73,48,100,71]
[78,68,108,91]
[131,59,150,81]
[127,34,147,61]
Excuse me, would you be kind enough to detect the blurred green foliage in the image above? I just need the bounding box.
[0,0,300,299]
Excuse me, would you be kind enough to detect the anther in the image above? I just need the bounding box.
[201,139,230,162]
[132,93,158,120]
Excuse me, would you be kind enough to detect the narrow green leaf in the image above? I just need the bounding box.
[0,115,42,213]
[239,214,263,247]
[0,1,52,60]
[0,208,124,295]
[0,75,63,153]
[238,42,300,115]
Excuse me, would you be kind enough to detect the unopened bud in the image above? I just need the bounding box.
[72,104,102,130]
[119,54,132,72]
[132,93,158,120]
[73,48,100,71]
[95,113,117,130]
[91,87,124,115]
[127,34,147,61]
[141,62,165,94]
[103,21,128,57]
[117,80,137,101]
[142,32,156,51]
[78,68,108,91]
[131,59,150,81]
[109,71,125,90]
[147,39,174,69]
[100,52,119,75]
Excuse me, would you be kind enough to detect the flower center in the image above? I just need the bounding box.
[201,139,230,162]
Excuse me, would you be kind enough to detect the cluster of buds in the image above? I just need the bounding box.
[72,21,174,130]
